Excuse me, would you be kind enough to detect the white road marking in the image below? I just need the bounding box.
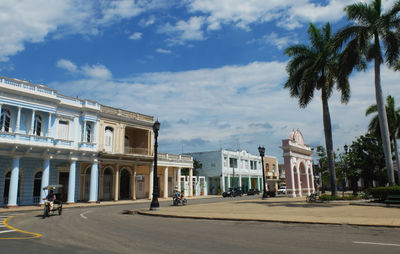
[0,230,16,234]
[80,211,90,219]
[353,241,400,247]
[0,225,7,227]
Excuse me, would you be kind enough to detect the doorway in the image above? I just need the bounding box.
[59,172,69,202]
[120,169,130,199]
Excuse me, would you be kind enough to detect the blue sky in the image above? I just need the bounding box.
[1,0,400,162]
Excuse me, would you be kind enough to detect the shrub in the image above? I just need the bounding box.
[366,186,400,201]
[319,194,361,201]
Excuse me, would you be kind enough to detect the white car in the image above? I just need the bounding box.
[278,186,286,194]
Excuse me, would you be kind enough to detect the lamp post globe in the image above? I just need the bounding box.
[150,120,160,210]
[258,146,268,199]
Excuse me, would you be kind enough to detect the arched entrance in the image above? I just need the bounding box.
[281,129,315,197]
[102,168,113,200]
[120,169,130,199]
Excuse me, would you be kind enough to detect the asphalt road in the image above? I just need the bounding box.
[1,196,400,254]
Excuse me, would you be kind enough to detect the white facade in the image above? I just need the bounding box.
[187,149,264,194]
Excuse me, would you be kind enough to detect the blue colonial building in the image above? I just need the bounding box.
[0,76,100,207]
[0,76,196,207]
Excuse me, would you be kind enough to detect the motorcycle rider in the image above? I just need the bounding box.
[43,189,56,214]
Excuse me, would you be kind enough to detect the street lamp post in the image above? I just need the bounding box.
[258,146,268,199]
[150,120,160,210]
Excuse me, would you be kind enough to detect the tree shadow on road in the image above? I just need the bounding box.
[236,200,346,208]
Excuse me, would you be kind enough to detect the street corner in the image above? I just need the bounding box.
[0,214,42,240]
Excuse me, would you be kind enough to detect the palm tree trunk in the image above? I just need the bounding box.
[321,91,337,195]
[394,138,400,185]
[374,43,395,185]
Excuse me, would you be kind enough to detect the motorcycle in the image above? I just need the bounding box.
[42,185,63,219]
[172,191,187,206]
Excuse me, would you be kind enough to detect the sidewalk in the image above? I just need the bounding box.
[0,195,218,213]
[138,197,400,228]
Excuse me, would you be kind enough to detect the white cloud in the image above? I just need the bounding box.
[158,16,206,45]
[129,32,142,40]
[259,32,298,50]
[56,59,112,80]
[156,48,172,54]
[57,59,78,72]
[140,15,156,27]
[50,60,400,160]
[81,64,112,80]
[0,0,94,61]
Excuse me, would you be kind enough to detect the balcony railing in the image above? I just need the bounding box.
[124,146,149,155]
[54,139,74,147]
[78,142,97,150]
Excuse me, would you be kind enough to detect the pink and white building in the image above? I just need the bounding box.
[281,129,315,197]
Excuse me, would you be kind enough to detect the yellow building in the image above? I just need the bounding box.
[78,105,194,202]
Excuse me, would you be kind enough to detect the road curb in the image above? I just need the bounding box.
[136,210,400,228]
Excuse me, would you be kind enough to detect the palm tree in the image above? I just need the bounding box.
[285,23,350,196]
[334,0,400,185]
[366,95,400,184]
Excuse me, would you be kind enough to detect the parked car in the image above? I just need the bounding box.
[278,186,286,194]
[222,187,243,197]
[247,188,260,195]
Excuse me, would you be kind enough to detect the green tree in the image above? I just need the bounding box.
[348,133,386,188]
[181,159,202,176]
[366,95,400,184]
[285,23,350,195]
[334,0,400,185]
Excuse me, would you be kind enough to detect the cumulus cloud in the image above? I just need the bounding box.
[156,48,172,54]
[140,15,156,27]
[158,16,206,45]
[56,59,78,72]
[50,60,400,159]
[56,59,112,80]
[255,32,298,50]
[129,32,142,40]
[81,64,112,80]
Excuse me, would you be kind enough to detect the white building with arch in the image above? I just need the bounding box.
[281,129,315,197]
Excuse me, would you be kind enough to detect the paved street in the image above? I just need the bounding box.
[0,197,400,254]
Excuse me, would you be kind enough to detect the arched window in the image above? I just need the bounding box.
[104,126,114,152]
[86,123,92,143]
[33,172,42,203]
[1,108,11,132]
[34,115,42,136]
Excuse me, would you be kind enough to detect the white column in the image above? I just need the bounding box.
[132,165,136,200]
[248,175,251,189]
[257,176,260,190]
[89,160,99,202]
[114,165,119,201]
[177,167,181,192]
[47,113,52,137]
[7,157,20,207]
[189,168,193,197]
[82,120,87,142]
[296,167,302,197]
[30,110,36,135]
[305,166,311,195]
[163,167,168,198]
[73,116,79,148]
[227,175,231,188]
[239,175,242,187]
[290,162,296,197]
[310,165,315,192]
[16,107,21,133]
[149,163,154,199]
[221,174,225,192]
[0,104,2,131]
[67,160,76,203]
[94,120,99,145]
[173,169,177,190]
[40,158,50,205]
